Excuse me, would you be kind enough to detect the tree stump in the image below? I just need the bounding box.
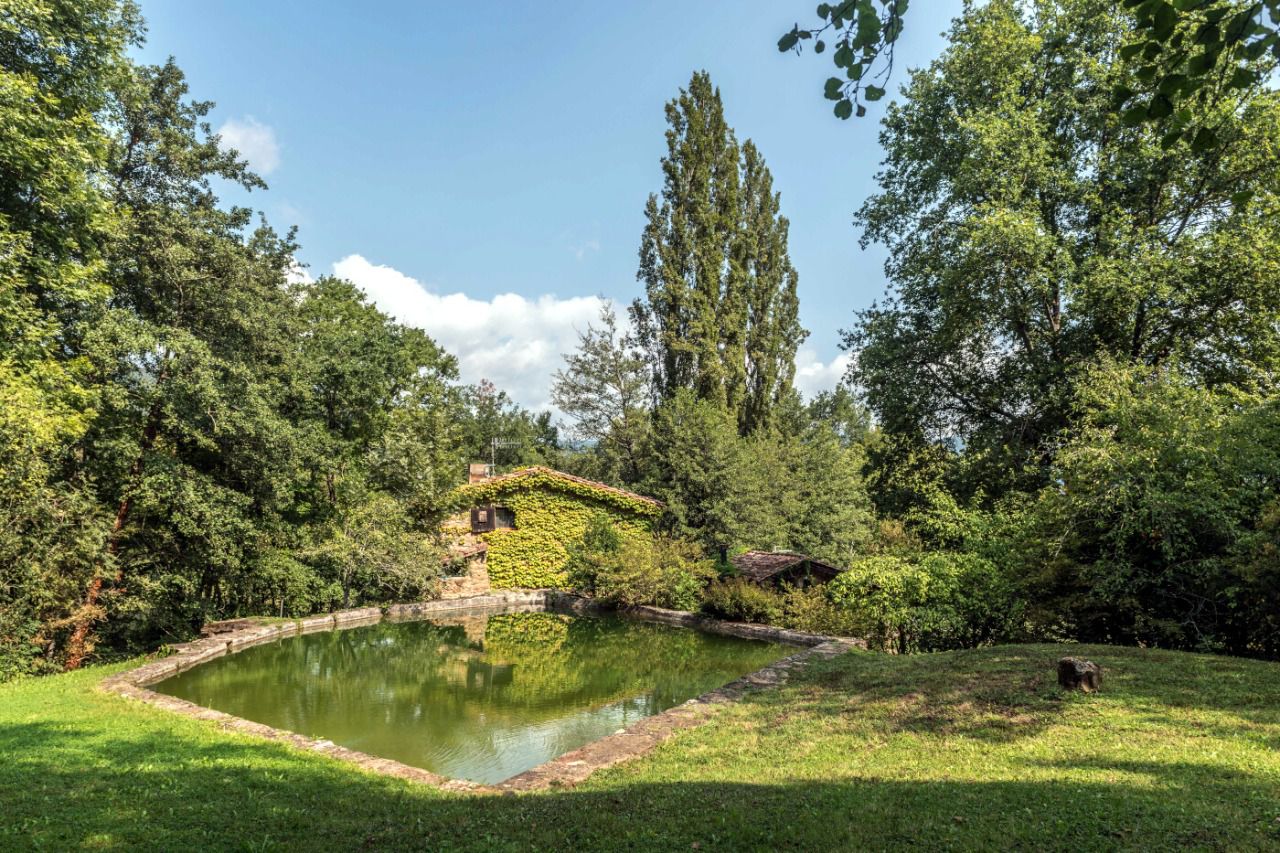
[1058,657,1102,692]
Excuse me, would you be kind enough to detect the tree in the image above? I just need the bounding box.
[649,391,765,558]
[738,143,806,434]
[778,0,909,119]
[844,0,1280,498]
[459,379,560,470]
[1116,0,1280,151]
[551,303,652,485]
[650,389,875,564]
[779,0,1280,147]
[632,71,806,436]
[62,56,302,663]
[0,1,141,674]
[1015,360,1280,655]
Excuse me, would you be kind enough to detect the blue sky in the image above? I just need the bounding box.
[135,0,964,412]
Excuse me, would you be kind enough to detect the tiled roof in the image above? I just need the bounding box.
[731,550,845,583]
[464,466,664,508]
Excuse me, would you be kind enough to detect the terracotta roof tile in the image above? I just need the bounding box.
[730,550,846,583]
[463,466,663,508]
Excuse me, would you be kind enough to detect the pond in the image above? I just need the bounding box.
[155,610,790,784]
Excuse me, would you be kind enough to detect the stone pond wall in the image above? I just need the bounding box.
[101,591,863,793]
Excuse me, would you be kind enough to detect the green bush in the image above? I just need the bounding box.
[828,552,1020,653]
[572,530,715,612]
[1011,363,1280,656]
[780,584,861,637]
[702,577,784,624]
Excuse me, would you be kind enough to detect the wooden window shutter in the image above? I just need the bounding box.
[471,506,497,533]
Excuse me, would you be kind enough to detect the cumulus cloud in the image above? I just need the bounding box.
[332,255,603,412]
[329,254,852,414]
[285,259,313,285]
[793,347,852,399]
[217,116,281,175]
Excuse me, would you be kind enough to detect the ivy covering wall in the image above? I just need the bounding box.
[452,468,661,589]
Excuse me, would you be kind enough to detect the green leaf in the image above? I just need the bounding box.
[824,77,844,100]
[1148,93,1174,118]
[1228,66,1258,89]
[865,85,886,101]
[1194,22,1222,46]
[1224,9,1257,44]
[778,31,800,52]
[1153,2,1177,40]
[1122,105,1150,126]
[1159,128,1185,149]
[1190,126,1217,152]
[1188,49,1217,73]
[1231,189,1254,207]
[1120,42,1146,60]
[815,39,826,54]
[1157,73,1186,95]
[834,98,854,119]
[834,44,854,67]
[855,103,867,117]
[817,3,832,16]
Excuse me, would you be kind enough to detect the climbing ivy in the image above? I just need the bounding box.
[451,469,659,589]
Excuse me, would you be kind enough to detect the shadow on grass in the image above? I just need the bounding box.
[782,645,1075,744]
[2,717,1278,852]
[787,643,1280,743]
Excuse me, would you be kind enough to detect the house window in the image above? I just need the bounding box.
[471,505,515,532]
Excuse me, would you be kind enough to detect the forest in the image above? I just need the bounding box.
[3,0,1280,681]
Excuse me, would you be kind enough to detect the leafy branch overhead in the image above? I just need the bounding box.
[778,1,909,119]
[1118,0,1280,151]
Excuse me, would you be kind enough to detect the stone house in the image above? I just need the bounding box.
[443,465,663,591]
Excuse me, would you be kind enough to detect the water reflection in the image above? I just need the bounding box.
[157,611,788,784]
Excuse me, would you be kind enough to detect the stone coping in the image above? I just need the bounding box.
[99,590,864,794]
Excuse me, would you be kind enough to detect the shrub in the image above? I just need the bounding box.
[702,578,784,624]
[577,533,715,612]
[828,552,1020,653]
[780,584,861,637]
[1012,363,1280,656]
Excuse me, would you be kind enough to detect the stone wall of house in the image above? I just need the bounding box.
[439,550,491,598]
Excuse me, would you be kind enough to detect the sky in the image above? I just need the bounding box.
[134,0,965,413]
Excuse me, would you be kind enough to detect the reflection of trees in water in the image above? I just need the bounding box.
[157,613,786,774]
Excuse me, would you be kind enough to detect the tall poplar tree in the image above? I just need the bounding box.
[632,71,805,436]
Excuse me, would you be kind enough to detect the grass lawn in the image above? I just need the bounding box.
[2,643,1279,851]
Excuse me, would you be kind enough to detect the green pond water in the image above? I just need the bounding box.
[155,610,789,784]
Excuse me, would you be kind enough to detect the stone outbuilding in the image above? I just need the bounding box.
[445,465,663,590]
[730,550,846,589]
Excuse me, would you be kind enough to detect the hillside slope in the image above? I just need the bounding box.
[2,643,1278,851]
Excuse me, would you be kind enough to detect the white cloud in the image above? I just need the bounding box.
[793,347,852,399]
[571,239,600,261]
[217,116,281,175]
[328,254,852,414]
[332,255,603,412]
[285,259,313,285]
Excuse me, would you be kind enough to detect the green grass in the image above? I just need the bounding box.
[3,644,1279,851]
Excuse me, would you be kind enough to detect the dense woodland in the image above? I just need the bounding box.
[3,0,1279,679]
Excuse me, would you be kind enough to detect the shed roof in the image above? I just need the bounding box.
[731,550,845,583]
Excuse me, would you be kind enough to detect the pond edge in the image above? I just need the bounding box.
[98,590,865,794]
